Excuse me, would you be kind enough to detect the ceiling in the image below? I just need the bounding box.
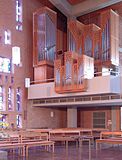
[67,0,86,5]
[49,0,122,17]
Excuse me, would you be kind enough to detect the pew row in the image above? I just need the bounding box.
[0,140,54,157]
[96,131,122,150]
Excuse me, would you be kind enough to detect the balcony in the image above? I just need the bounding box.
[28,74,121,100]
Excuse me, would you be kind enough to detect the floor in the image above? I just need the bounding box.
[4,143,122,160]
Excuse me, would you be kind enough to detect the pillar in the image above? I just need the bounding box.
[67,108,77,128]
[111,106,120,131]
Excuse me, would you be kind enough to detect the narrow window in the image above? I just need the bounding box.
[8,87,13,111]
[3,58,11,73]
[0,86,4,111]
[0,114,7,128]
[4,30,11,44]
[11,77,14,84]
[16,87,21,112]
[16,115,22,128]
[12,47,21,65]
[0,57,11,73]
[16,0,22,31]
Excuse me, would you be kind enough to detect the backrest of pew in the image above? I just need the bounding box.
[100,131,122,139]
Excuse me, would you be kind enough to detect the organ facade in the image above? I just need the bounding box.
[33,8,119,93]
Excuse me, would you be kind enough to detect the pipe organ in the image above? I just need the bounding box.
[33,7,57,83]
[54,9,119,93]
[32,7,119,92]
[100,9,119,67]
[55,51,91,93]
[68,20,84,54]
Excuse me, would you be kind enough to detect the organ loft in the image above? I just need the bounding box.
[33,7,119,93]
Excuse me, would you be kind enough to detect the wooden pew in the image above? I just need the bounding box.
[24,140,55,157]
[0,143,25,156]
[0,140,55,157]
[100,131,122,139]
[96,131,122,150]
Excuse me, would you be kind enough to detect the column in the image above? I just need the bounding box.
[111,106,120,131]
[67,108,77,128]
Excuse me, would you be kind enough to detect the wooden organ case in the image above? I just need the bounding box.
[54,9,119,93]
[54,51,90,93]
[100,9,119,72]
[54,20,96,93]
[33,7,57,83]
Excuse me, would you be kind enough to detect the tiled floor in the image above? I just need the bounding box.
[5,143,122,160]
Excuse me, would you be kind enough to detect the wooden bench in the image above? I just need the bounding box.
[49,128,80,148]
[96,138,122,150]
[24,140,54,156]
[0,140,54,157]
[100,131,122,139]
[0,131,54,157]
[96,131,122,150]
[49,128,94,150]
[0,143,25,156]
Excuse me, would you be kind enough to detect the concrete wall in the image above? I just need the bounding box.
[27,101,67,129]
[28,75,121,99]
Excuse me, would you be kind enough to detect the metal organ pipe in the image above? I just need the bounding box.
[46,15,56,62]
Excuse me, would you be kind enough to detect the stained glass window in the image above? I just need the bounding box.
[16,115,22,128]
[0,114,7,128]
[4,30,11,44]
[16,0,22,31]
[8,87,13,111]
[16,87,21,112]
[0,57,11,73]
[0,86,4,111]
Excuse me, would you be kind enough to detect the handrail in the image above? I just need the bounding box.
[30,78,54,84]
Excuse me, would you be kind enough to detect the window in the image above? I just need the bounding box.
[0,86,4,111]
[0,57,11,73]
[5,76,8,83]
[0,114,8,129]
[93,112,106,128]
[16,87,21,112]
[16,0,22,31]
[4,30,11,44]
[12,47,21,65]
[16,115,22,128]
[11,77,14,84]
[8,87,13,111]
